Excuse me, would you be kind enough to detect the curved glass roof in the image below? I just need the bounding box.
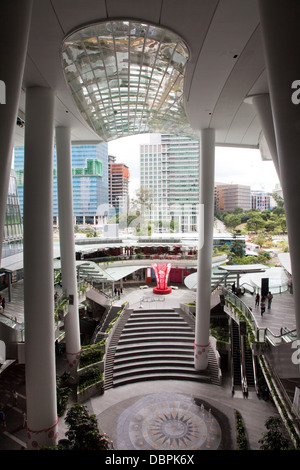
[62,20,196,141]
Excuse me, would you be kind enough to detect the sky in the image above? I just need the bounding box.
[108,134,280,198]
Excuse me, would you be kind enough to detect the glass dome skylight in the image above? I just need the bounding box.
[62,20,195,141]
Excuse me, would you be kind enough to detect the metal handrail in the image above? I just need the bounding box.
[222,287,296,345]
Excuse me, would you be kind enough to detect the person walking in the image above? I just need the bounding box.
[255,292,260,307]
[1,297,5,311]
[0,409,6,427]
[23,412,27,428]
[267,291,273,309]
[13,390,18,406]
[261,297,266,316]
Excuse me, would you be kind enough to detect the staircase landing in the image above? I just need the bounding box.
[104,308,221,390]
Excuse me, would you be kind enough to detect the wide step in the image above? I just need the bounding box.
[102,308,220,389]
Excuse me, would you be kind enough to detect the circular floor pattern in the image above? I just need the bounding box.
[116,393,222,450]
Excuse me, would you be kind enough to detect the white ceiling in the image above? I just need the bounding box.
[16,0,268,148]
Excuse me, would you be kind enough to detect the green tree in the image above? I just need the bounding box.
[259,416,291,450]
[233,207,244,214]
[129,186,153,235]
[256,233,266,248]
[223,213,241,230]
[56,372,72,417]
[246,215,265,233]
[272,192,284,209]
[65,403,111,450]
[279,216,287,233]
[240,209,259,224]
[264,219,277,233]
[131,186,153,216]
[260,210,271,221]
[272,193,285,217]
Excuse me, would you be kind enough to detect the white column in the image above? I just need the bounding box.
[23,87,58,449]
[245,93,280,180]
[195,128,215,370]
[0,0,32,264]
[56,127,81,374]
[258,0,300,341]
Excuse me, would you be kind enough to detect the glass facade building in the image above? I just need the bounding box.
[140,134,199,232]
[14,143,109,225]
[108,155,130,216]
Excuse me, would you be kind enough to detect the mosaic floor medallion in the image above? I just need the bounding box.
[116,393,222,450]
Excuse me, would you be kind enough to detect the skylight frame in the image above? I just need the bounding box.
[62,20,196,141]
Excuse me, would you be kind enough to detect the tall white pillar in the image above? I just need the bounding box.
[24,87,58,449]
[0,0,32,264]
[258,0,300,341]
[245,93,280,180]
[195,128,215,370]
[56,127,81,374]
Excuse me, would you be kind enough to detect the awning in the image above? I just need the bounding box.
[218,264,268,274]
[105,265,148,281]
[278,252,292,275]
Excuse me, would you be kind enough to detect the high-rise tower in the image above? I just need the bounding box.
[15,143,109,226]
[140,134,199,232]
[108,155,130,216]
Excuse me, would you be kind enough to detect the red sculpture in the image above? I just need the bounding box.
[152,263,172,294]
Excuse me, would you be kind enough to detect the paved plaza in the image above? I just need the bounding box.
[0,281,296,451]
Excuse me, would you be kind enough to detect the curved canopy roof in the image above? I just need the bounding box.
[15,0,268,151]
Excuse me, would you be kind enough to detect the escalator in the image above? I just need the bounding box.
[244,338,255,390]
[231,319,257,395]
[231,320,242,389]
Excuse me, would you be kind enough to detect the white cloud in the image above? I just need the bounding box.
[215,146,280,193]
[108,135,281,197]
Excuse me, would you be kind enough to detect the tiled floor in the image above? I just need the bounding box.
[242,290,296,335]
[88,376,277,451]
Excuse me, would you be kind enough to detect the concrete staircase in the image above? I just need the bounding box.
[104,308,220,389]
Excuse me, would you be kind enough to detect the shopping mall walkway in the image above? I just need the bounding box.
[0,283,296,450]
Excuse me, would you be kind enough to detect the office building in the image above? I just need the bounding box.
[15,143,109,226]
[251,190,272,211]
[108,155,130,216]
[215,183,251,212]
[140,134,199,232]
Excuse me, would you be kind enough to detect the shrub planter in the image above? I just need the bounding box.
[78,360,104,376]
[77,379,104,403]
[180,303,196,315]
[76,363,104,403]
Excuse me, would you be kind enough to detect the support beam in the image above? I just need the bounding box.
[245,93,281,181]
[195,128,215,370]
[56,127,81,374]
[24,87,58,449]
[258,0,300,341]
[0,0,32,264]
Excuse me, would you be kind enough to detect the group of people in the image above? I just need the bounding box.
[0,390,27,430]
[255,291,273,316]
[114,287,122,299]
